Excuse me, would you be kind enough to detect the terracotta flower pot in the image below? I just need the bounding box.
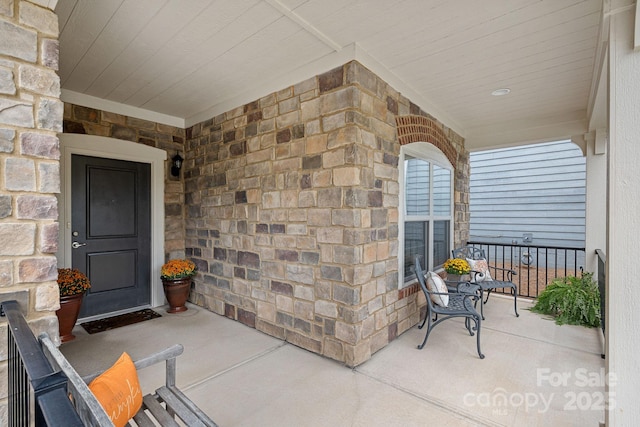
[56,293,85,342]
[162,277,192,313]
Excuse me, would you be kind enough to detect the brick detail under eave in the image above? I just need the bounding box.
[395,115,458,167]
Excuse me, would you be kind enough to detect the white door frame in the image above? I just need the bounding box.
[58,134,167,310]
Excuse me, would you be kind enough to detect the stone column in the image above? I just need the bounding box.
[184,61,469,367]
[0,0,62,422]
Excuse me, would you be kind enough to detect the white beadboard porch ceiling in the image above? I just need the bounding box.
[55,0,607,149]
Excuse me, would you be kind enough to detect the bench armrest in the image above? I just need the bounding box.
[82,343,184,388]
[39,333,114,426]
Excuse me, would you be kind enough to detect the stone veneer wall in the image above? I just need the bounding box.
[185,61,469,366]
[454,150,470,247]
[0,0,62,422]
[62,103,187,259]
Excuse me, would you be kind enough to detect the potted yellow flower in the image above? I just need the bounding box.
[56,268,91,342]
[160,259,197,313]
[442,258,471,282]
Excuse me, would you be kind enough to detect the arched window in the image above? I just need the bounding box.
[399,142,453,283]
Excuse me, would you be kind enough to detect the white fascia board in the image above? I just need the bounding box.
[32,0,58,10]
[185,43,464,137]
[465,117,588,152]
[61,89,186,129]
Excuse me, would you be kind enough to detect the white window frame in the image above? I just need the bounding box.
[398,142,454,286]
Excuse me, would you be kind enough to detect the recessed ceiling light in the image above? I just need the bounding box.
[491,88,511,96]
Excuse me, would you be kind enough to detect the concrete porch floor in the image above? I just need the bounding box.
[60,296,605,426]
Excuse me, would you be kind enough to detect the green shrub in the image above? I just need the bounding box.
[531,272,600,327]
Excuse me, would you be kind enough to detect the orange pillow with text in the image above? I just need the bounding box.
[88,352,143,427]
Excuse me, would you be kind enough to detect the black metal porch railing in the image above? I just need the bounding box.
[1,300,83,427]
[466,242,586,298]
[596,249,606,358]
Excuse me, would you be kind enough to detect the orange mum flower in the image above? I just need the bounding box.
[57,268,91,297]
[161,259,197,280]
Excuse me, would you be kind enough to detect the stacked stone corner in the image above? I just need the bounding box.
[0,1,64,422]
[184,60,469,366]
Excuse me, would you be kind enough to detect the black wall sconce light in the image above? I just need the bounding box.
[171,153,183,177]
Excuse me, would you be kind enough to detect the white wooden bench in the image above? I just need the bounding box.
[39,333,218,427]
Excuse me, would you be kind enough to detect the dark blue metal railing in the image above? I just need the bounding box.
[2,300,83,427]
[466,242,586,298]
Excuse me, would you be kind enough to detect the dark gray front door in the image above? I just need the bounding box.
[72,155,151,318]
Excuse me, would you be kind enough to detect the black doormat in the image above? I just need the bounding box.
[80,309,162,334]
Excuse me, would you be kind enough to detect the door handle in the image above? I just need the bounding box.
[72,241,87,249]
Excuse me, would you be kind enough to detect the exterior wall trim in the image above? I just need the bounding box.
[398,142,455,281]
[57,134,167,309]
